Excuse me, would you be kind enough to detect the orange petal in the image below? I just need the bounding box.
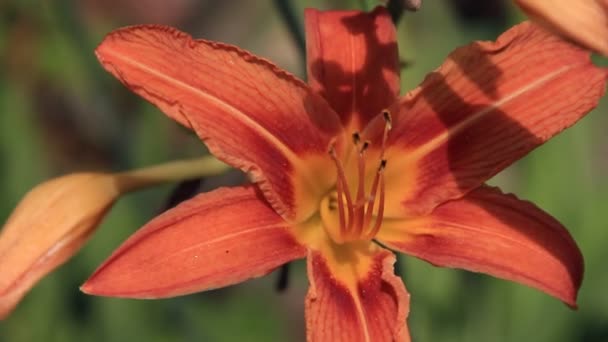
[305,7,400,130]
[95,26,343,221]
[515,0,608,56]
[306,241,410,342]
[377,186,583,307]
[0,173,122,319]
[380,21,608,217]
[81,186,306,298]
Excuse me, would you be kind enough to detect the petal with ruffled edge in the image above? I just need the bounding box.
[95,26,343,221]
[305,240,410,342]
[81,186,306,298]
[377,186,583,307]
[372,21,607,217]
[305,7,400,130]
[516,0,608,56]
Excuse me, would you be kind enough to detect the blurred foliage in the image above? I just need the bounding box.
[1,0,607,341]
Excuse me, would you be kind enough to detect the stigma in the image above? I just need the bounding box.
[322,111,392,244]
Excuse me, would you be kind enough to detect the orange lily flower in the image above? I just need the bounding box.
[81,7,607,341]
[515,0,608,56]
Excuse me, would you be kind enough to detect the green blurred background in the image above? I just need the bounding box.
[1,0,607,341]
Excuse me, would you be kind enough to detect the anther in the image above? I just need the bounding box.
[352,132,361,145]
[360,141,370,153]
[382,109,392,129]
[379,159,387,170]
[380,110,392,159]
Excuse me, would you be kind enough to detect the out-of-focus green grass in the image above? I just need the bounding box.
[1,1,607,341]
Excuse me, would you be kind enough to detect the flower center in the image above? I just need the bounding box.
[320,111,392,244]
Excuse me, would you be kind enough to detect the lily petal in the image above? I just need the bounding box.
[95,26,343,221]
[380,21,607,217]
[306,241,410,342]
[81,186,306,298]
[0,173,121,319]
[377,186,583,307]
[516,0,608,56]
[305,7,400,130]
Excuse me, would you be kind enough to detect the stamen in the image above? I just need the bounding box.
[352,132,361,145]
[335,175,346,236]
[363,159,386,229]
[360,141,370,153]
[329,145,354,233]
[382,109,392,128]
[380,159,388,169]
[365,160,386,239]
[327,117,391,243]
[380,110,392,158]
[352,144,368,235]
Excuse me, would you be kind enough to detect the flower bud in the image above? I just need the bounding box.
[0,156,228,319]
[0,173,122,319]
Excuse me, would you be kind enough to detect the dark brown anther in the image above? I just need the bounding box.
[360,141,370,153]
[352,132,361,145]
[379,159,387,171]
[382,110,393,130]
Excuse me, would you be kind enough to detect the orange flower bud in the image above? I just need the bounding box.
[515,0,608,56]
[0,173,122,319]
[0,157,227,319]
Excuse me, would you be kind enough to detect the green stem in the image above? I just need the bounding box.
[115,156,229,193]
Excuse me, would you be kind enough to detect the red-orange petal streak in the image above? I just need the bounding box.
[377,186,583,307]
[381,21,607,217]
[95,25,343,221]
[305,7,400,130]
[81,186,306,298]
[305,244,410,342]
